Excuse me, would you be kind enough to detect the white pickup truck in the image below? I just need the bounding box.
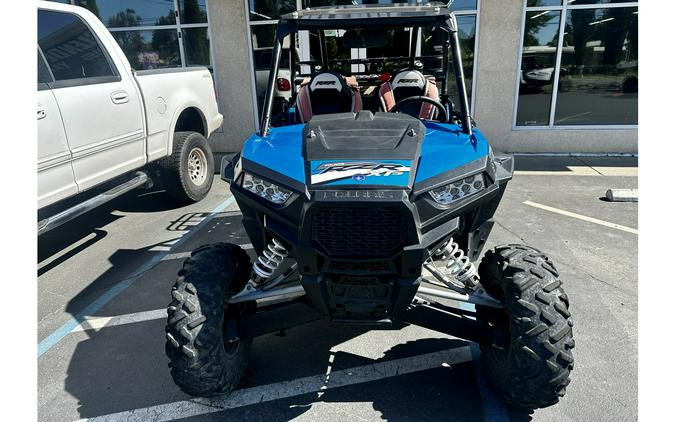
[37,1,223,234]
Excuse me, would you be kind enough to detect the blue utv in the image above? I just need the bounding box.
[165,3,575,410]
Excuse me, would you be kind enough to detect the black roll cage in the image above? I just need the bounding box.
[259,5,472,138]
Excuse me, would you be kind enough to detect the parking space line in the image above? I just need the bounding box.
[161,243,253,262]
[74,346,472,422]
[38,195,237,358]
[455,302,510,421]
[514,167,637,177]
[523,200,638,235]
[72,309,166,332]
[470,344,510,422]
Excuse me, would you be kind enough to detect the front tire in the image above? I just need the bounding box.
[159,131,214,203]
[476,244,575,409]
[165,243,252,396]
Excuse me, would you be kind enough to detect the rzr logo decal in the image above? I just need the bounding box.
[315,80,336,86]
[311,162,411,185]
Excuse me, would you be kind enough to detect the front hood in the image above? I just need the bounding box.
[304,112,423,189]
[240,112,489,192]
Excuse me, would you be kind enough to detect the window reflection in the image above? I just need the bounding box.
[527,0,562,6]
[179,0,208,24]
[516,10,562,126]
[303,0,477,11]
[248,0,296,21]
[421,16,477,107]
[111,29,180,70]
[38,9,116,80]
[182,27,210,66]
[553,7,637,125]
[74,0,177,27]
[567,0,636,5]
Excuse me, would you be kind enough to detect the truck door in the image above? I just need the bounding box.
[37,8,145,192]
[38,49,78,209]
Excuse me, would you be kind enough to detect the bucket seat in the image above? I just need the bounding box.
[295,72,362,122]
[379,69,440,120]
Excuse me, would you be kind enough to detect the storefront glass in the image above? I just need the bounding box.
[515,1,638,127]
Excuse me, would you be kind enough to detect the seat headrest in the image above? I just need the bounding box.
[309,72,345,92]
[391,70,427,91]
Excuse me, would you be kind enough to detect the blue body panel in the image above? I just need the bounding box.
[240,121,490,188]
[241,125,306,184]
[415,123,489,183]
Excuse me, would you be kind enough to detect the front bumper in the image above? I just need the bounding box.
[229,153,514,321]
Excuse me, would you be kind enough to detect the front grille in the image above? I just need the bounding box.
[311,206,407,257]
[329,260,392,272]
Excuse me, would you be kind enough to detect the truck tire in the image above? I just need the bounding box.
[165,243,253,396]
[159,131,214,203]
[476,244,575,409]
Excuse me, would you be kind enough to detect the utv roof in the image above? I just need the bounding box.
[275,3,457,40]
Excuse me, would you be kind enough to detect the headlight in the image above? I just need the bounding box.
[242,173,292,204]
[428,174,485,205]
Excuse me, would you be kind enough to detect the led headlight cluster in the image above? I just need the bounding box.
[242,173,292,204]
[428,174,485,205]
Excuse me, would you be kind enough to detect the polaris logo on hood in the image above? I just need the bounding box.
[311,162,411,185]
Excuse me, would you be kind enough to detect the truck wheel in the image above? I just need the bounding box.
[165,243,253,396]
[476,245,575,409]
[159,131,214,203]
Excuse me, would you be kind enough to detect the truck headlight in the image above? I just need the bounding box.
[428,174,485,205]
[242,173,292,204]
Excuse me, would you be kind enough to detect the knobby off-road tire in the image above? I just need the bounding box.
[476,244,575,409]
[165,243,252,396]
[159,131,214,203]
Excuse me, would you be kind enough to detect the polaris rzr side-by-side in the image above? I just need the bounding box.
[165,3,574,409]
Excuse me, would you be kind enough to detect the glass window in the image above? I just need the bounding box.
[249,0,296,21]
[251,25,292,105]
[304,0,477,10]
[567,0,636,5]
[179,0,208,24]
[74,0,176,28]
[182,27,210,66]
[553,7,637,125]
[38,10,116,81]
[527,1,562,6]
[515,10,562,126]
[447,0,478,11]
[111,29,180,70]
[38,50,53,84]
[420,15,477,107]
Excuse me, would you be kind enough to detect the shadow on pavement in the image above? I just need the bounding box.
[63,317,522,421]
[38,187,191,277]
[55,213,526,421]
[513,155,637,172]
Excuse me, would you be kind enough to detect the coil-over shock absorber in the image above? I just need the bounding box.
[429,237,480,290]
[252,238,289,280]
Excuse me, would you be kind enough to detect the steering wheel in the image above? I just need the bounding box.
[389,96,448,123]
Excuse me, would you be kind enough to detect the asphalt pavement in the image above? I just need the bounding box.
[37,156,638,422]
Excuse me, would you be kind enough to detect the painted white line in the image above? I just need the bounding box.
[515,166,637,177]
[75,346,472,422]
[161,244,254,262]
[470,344,510,421]
[523,200,638,235]
[38,196,238,358]
[72,309,166,333]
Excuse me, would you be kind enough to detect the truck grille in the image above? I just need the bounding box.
[311,206,407,257]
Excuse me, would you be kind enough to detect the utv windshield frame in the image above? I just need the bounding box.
[258,4,472,137]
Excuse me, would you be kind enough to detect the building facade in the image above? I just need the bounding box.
[48,0,638,154]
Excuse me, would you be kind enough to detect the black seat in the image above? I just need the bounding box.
[296,72,362,122]
[378,69,439,119]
